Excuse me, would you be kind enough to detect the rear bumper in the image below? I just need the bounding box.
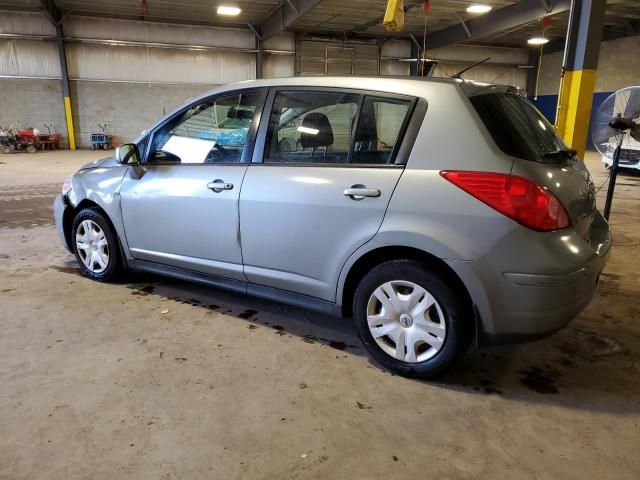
[53,193,72,252]
[448,212,611,345]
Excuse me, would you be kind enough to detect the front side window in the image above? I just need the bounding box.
[265,91,359,164]
[149,92,261,164]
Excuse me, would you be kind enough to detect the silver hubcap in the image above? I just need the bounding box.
[366,280,447,363]
[75,220,109,273]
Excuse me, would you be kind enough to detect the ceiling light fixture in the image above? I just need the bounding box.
[466,4,492,14]
[217,5,241,16]
[527,36,549,45]
[297,126,319,135]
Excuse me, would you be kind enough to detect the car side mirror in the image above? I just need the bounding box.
[116,143,141,165]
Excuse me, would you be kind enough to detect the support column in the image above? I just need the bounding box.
[55,24,76,150]
[409,38,420,76]
[555,0,606,158]
[256,37,264,79]
[526,47,540,99]
[248,23,263,79]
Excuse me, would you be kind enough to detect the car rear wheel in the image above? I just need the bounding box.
[353,259,472,378]
[71,208,122,281]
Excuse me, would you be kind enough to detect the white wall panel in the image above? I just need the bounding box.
[263,32,295,51]
[381,39,411,76]
[426,44,528,89]
[428,44,529,65]
[0,40,61,77]
[0,11,55,36]
[62,16,255,49]
[65,43,255,84]
[263,55,294,78]
[381,39,411,58]
[380,61,410,75]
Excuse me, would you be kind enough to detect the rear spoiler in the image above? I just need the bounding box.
[459,80,524,98]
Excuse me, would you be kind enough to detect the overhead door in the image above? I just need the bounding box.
[297,40,379,76]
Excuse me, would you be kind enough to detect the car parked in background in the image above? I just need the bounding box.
[54,76,611,378]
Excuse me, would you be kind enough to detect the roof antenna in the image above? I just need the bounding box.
[451,57,491,79]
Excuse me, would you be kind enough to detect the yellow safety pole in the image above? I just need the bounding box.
[56,24,76,150]
[554,0,605,158]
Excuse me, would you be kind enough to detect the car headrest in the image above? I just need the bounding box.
[300,112,334,149]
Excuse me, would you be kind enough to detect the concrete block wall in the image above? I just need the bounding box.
[537,36,640,97]
[530,35,640,149]
[0,79,68,147]
[70,81,216,148]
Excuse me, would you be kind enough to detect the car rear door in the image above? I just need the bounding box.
[119,89,265,281]
[238,87,421,301]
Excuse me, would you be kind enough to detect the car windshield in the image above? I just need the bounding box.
[470,92,569,162]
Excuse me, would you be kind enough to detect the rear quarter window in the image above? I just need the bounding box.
[470,92,568,162]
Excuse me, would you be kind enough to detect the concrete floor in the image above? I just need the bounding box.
[0,150,639,480]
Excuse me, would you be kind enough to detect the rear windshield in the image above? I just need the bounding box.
[470,92,568,161]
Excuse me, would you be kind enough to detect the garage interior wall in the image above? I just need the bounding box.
[531,35,640,149]
[0,11,270,147]
[1,10,531,148]
[427,44,529,89]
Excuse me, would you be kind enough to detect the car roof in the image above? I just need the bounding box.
[183,76,510,107]
[136,76,511,142]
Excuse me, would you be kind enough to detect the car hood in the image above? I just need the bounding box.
[79,156,118,170]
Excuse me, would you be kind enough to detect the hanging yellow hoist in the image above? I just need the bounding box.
[383,0,405,32]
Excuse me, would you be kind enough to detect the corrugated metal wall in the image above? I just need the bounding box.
[0,12,259,84]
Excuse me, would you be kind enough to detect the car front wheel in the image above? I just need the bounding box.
[71,208,122,281]
[353,259,472,378]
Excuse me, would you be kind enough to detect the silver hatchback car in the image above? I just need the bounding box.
[54,76,611,378]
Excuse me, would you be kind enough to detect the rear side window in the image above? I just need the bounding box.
[470,93,568,161]
[265,91,359,164]
[264,90,413,165]
[352,96,412,165]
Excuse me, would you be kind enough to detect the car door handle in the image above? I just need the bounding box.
[207,179,234,192]
[343,186,381,200]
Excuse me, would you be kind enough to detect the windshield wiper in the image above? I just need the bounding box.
[542,148,577,159]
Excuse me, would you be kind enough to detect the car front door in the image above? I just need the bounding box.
[120,89,265,281]
[239,88,417,301]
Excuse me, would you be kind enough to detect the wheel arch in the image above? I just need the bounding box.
[339,245,474,322]
[63,200,125,264]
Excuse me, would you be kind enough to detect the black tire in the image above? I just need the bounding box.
[71,208,122,282]
[353,259,472,379]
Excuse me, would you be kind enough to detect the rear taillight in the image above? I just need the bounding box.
[440,171,570,232]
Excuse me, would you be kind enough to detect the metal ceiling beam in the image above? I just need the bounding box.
[259,0,323,40]
[425,0,572,50]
